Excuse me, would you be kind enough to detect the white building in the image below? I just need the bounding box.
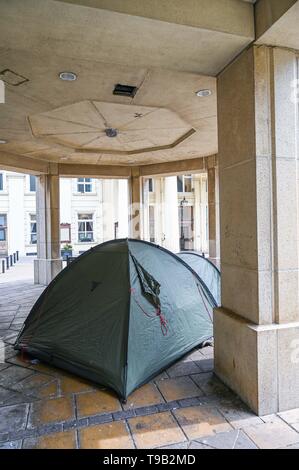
[0,171,209,258]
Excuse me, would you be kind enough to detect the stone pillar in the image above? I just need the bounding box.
[129,168,143,239]
[102,179,115,241]
[34,173,62,285]
[117,179,129,238]
[8,173,25,255]
[215,45,299,415]
[163,176,180,253]
[207,163,220,261]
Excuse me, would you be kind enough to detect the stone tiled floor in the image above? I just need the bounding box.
[1,280,299,449]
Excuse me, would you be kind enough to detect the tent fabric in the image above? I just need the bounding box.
[177,251,221,307]
[15,239,213,400]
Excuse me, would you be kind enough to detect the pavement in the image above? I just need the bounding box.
[1,266,299,448]
[0,257,35,284]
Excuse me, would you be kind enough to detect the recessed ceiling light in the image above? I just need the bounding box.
[59,72,77,81]
[0,139,7,144]
[196,89,212,97]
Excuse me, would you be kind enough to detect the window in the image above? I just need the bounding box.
[78,213,94,242]
[0,214,7,241]
[178,205,194,251]
[0,174,3,191]
[149,206,155,243]
[148,178,154,192]
[29,175,36,192]
[177,175,192,193]
[77,178,92,193]
[30,214,37,244]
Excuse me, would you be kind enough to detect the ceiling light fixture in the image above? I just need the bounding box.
[105,128,118,138]
[59,72,77,81]
[0,139,7,144]
[196,89,212,97]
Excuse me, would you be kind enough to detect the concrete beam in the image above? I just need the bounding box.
[139,156,212,177]
[0,151,49,175]
[58,163,131,179]
[57,0,255,39]
[255,0,298,40]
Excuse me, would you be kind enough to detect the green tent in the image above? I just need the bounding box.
[15,239,213,400]
[177,251,221,307]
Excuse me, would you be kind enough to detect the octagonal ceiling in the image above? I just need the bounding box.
[29,101,195,155]
[0,0,255,169]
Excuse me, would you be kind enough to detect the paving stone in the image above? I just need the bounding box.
[159,441,190,449]
[0,403,29,434]
[195,358,214,373]
[218,402,263,429]
[167,361,201,378]
[261,414,285,424]
[191,372,230,396]
[0,385,33,406]
[36,380,59,399]
[63,418,81,430]
[135,405,158,416]
[11,373,54,396]
[157,401,179,412]
[197,429,258,449]
[0,433,9,442]
[178,397,201,408]
[23,430,76,449]
[59,375,95,395]
[3,345,18,360]
[243,421,299,449]
[188,441,214,449]
[151,371,168,381]
[289,423,299,433]
[28,396,74,428]
[280,442,299,449]
[80,421,134,449]
[0,440,22,449]
[88,413,113,426]
[128,411,185,449]
[113,409,136,421]
[199,346,214,357]
[174,405,232,440]
[0,317,16,324]
[278,408,299,425]
[76,389,121,417]
[157,376,202,402]
[3,332,19,345]
[37,423,63,436]
[186,350,204,362]
[124,383,164,410]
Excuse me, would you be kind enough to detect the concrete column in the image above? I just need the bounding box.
[163,176,180,253]
[8,173,25,255]
[117,180,129,238]
[102,179,115,241]
[208,165,220,260]
[129,169,143,239]
[215,45,299,415]
[34,173,62,285]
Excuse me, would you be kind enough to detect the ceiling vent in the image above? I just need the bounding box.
[113,83,138,98]
[0,69,29,86]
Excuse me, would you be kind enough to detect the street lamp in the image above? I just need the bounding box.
[179,197,188,251]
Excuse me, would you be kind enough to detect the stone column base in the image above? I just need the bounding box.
[34,258,63,286]
[214,308,299,416]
